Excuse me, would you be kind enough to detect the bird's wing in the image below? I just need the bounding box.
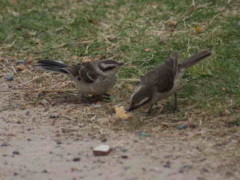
[63,63,99,84]
[141,55,178,93]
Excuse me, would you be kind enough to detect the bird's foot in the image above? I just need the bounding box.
[173,107,180,113]
[81,94,111,103]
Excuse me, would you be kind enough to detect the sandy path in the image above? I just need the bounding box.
[0,60,239,180]
[0,106,239,180]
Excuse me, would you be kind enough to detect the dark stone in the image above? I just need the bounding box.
[179,165,192,173]
[42,170,48,173]
[101,138,107,143]
[16,60,26,65]
[25,111,30,115]
[176,124,188,130]
[163,161,171,168]
[50,115,59,119]
[73,157,81,162]
[0,143,9,147]
[5,74,14,81]
[121,155,128,159]
[12,151,20,155]
[56,141,62,145]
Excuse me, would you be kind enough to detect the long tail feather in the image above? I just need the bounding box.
[179,50,212,69]
[36,60,69,74]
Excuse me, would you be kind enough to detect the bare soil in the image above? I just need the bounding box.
[0,59,240,180]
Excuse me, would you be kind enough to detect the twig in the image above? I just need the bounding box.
[60,115,75,121]
[0,88,78,93]
[11,66,17,74]
[84,43,91,54]
[192,0,195,6]
[209,13,222,25]
[0,95,10,102]
[30,88,78,93]
[119,78,140,82]
[14,74,46,87]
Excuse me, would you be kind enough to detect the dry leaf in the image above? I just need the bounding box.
[97,118,110,125]
[114,106,131,120]
[195,27,205,33]
[70,55,79,61]
[82,56,93,62]
[16,64,27,71]
[224,109,231,115]
[168,19,177,26]
[0,57,5,62]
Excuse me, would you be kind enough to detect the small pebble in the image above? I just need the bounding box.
[124,166,130,170]
[139,132,148,137]
[163,161,171,168]
[93,145,111,156]
[5,74,14,81]
[12,103,21,108]
[50,115,59,119]
[73,157,81,162]
[56,141,62,145]
[42,170,48,173]
[120,147,128,153]
[12,151,20,155]
[0,143,9,147]
[25,111,30,115]
[16,60,26,65]
[38,92,46,98]
[179,165,192,173]
[101,138,107,143]
[121,155,128,159]
[176,124,188,130]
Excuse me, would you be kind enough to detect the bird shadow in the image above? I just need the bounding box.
[37,92,111,105]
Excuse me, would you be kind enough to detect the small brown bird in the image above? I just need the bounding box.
[128,50,212,113]
[36,59,123,101]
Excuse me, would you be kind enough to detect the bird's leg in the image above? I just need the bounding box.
[79,93,92,104]
[173,93,179,112]
[147,105,154,115]
[101,93,111,100]
[85,94,111,102]
[103,93,110,97]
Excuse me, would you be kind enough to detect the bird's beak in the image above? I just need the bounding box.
[127,106,134,112]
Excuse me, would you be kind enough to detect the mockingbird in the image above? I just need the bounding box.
[36,59,123,101]
[127,50,212,113]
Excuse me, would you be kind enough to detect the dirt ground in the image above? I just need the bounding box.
[0,59,240,180]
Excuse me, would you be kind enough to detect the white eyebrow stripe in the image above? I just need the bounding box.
[131,85,143,100]
[101,63,117,69]
[135,97,150,107]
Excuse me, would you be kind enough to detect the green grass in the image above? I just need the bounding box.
[0,0,239,114]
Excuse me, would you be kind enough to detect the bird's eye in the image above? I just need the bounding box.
[76,76,81,81]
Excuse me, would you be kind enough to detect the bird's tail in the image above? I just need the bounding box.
[179,50,212,69]
[35,60,69,74]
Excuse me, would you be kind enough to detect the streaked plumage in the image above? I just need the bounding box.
[128,50,212,113]
[36,59,123,96]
